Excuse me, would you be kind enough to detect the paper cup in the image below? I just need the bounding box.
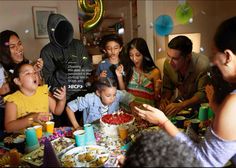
[208,107,215,119]
[175,116,186,128]
[118,125,128,141]
[73,130,86,147]
[190,119,200,133]
[198,106,208,121]
[25,127,39,153]
[46,121,54,134]
[34,125,43,139]
[84,124,96,145]
[13,136,25,154]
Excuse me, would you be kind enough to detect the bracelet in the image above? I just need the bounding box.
[158,119,170,129]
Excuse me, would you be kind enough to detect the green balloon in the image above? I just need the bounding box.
[176,2,193,24]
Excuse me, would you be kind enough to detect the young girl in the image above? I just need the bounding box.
[116,38,161,107]
[66,77,135,130]
[4,63,66,133]
[96,34,124,82]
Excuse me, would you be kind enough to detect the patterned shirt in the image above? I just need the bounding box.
[127,67,156,106]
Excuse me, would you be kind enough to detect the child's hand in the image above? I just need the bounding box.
[38,112,52,122]
[115,64,124,77]
[33,58,44,72]
[53,86,66,100]
[100,70,107,78]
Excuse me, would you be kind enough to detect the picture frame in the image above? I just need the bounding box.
[32,6,57,39]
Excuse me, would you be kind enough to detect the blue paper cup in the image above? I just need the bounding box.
[84,124,96,145]
[25,127,39,153]
[25,127,39,147]
[73,130,86,147]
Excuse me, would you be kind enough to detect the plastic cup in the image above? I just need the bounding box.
[46,121,54,134]
[13,136,25,154]
[34,125,43,139]
[198,106,208,121]
[84,124,96,145]
[25,127,39,153]
[118,125,128,141]
[208,107,215,119]
[190,119,200,133]
[73,130,86,147]
[175,116,186,128]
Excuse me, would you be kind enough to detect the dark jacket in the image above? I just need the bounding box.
[40,13,93,101]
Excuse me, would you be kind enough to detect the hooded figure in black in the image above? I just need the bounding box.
[40,13,93,101]
[40,13,93,126]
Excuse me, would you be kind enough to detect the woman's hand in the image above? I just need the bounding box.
[53,86,66,100]
[33,58,44,72]
[135,104,168,125]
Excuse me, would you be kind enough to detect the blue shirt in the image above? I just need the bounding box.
[67,90,134,124]
[96,58,118,79]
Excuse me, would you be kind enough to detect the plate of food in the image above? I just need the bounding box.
[22,137,75,166]
[21,146,44,167]
[61,145,109,167]
[51,137,75,156]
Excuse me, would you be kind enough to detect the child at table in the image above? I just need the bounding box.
[96,34,125,85]
[66,77,135,130]
[4,62,66,133]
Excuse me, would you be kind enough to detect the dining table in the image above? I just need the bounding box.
[0,106,214,167]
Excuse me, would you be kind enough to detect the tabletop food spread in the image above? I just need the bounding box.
[0,106,214,167]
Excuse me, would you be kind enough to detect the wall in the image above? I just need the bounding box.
[102,0,132,44]
[137,0,154,57]
[0,0,79,62]
[137,0,236,77]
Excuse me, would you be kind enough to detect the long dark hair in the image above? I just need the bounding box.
[0,30,29,93]
[208,66,234,104]
[214,16,236,54]
[123,38,158,83]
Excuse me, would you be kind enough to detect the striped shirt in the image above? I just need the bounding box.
[127,68,155,106]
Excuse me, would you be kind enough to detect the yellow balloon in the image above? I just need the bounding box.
[78,0,95,13]
[79,0,104,32]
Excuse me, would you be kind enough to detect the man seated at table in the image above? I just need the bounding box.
[160,36,210,116]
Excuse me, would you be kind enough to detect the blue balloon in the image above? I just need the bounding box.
[154,15,173,36]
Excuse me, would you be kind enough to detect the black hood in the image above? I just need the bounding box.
[47,13,74,48]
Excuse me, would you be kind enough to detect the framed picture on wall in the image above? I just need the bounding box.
[32,6,57,38]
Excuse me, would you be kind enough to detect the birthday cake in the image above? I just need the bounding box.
[100,111,135,138]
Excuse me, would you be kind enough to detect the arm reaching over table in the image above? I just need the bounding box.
[135,104,180,137]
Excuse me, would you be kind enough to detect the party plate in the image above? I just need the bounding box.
[61,145,109,167]
[51,137,75,156]
[21,146,44,167]
[22,137,75,166]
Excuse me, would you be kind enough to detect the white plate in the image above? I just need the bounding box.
[21,146,44,167]
[61,145,109,167]
[51,137,75,156]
